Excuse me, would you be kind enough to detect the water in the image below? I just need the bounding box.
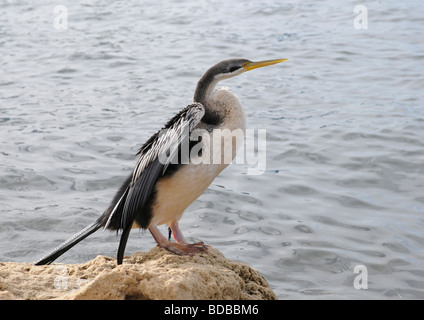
[1,0,424,299]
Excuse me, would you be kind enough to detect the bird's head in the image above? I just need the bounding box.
[194,57,288,105]
[211,58,288,81]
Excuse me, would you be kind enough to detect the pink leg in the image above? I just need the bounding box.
[149,224,207,256]
[170,221,187,244]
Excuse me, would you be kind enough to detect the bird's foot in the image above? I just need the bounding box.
[158,241,208,256]
[149,224,208,256]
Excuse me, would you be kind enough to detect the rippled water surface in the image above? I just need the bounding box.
[1,0,424,299]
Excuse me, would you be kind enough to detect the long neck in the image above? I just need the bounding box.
[193,71,222,125]
[193,72,218,107]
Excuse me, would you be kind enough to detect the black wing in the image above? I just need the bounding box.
[104,103,205,264]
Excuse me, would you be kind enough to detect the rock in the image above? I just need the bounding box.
[0,247,277,300]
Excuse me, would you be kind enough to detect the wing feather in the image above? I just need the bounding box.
[110,103,205,263]
[122,102,204,228]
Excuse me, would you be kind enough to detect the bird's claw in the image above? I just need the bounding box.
[159,241,208,256]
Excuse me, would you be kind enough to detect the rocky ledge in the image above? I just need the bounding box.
[0,247,277,300]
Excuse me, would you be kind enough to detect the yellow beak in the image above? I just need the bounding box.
[242,59,288,71]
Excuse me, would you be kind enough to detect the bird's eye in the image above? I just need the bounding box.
[228,66,240,73]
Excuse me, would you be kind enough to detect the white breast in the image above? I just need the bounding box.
[150,161,225,227]
[149,87,246,228]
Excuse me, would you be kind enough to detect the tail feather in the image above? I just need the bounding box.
[117,224,131,265]
[34,220,102,265]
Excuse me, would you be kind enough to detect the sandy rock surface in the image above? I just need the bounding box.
[0,247,277,300]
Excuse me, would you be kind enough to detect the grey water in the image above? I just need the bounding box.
[1,0,424,299]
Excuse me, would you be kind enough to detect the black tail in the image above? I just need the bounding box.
[117,224,131,265]
[34,220,102,265]
[34,175,133,266]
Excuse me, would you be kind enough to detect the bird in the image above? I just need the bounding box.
[34,58,287,265]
